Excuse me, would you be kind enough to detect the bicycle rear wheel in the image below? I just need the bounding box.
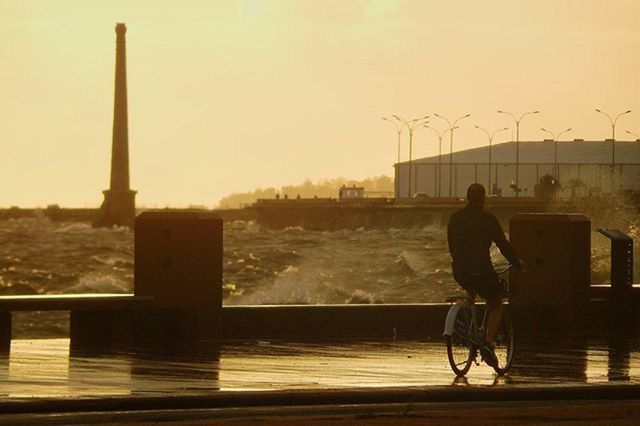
[492,309,515,375]
[446,305,474,376]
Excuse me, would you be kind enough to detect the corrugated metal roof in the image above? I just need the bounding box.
[405,140,640,165]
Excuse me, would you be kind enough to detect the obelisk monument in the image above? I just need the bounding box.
[95,23,136,228]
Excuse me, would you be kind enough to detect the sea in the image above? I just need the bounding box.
[0,205,632,337]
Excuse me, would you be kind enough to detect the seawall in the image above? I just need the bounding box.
[219,296,640,339]
[247,198,551,229]
[0,207,99,222]
[0,201,543,229]
[1,197,628,230]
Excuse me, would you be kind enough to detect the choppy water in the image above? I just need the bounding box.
[0,217,464,304]
[223,221,464,304]
[0,213,631,336]
[0,218,133,296]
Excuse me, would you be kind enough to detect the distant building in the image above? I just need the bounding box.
[339,185,365,199]
[394,140,640,198]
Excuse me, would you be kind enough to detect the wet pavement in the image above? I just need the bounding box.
[0,335,638,399]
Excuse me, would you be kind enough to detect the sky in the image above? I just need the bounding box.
[1,0,639,207]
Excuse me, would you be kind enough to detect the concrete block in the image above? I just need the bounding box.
[509,213,591,309]
[135,212,223,339]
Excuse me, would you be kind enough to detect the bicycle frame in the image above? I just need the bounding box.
[444,264,516,375]
[443,294,486,348]
[443,264,512,341]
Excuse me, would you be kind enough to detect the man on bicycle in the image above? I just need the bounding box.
[447,183,521,367]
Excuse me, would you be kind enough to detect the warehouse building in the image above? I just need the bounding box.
[394,140,640,198]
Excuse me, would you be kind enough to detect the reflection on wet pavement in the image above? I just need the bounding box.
[0,336,638,398]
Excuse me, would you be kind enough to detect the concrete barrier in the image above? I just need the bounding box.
[134,211,223,340]
[220,304,451,338]
[0,295,153,351]
[509,213,591,332]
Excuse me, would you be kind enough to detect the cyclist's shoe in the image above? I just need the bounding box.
[480,342,498,368]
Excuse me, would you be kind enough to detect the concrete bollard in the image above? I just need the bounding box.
[596,228,635,329]
[0,312,10,352]
[135,211,223,340]
[509,213,591,332]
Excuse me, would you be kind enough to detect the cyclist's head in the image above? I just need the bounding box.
[466,183,486,207]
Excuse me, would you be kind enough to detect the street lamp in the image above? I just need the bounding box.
[475,125,509,194]
[433,113,471,197]
[497,110,540,196]
[595,109,632,140]
[392,115,429,197]
[425,126,455,198]
[382,116,403,164]
[626,130,640,141]
[382,116,404,197]
[595,109,631,193]
[540,127,572,181]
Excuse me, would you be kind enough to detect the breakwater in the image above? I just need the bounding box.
[1,197,623,231]
[248,198,549,229]
[0,207,98,222]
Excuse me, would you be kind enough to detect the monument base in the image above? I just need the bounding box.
[94,189,137,228]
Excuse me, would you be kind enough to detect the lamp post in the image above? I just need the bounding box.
[497,110,540,196]
[595,109,631,193]
[626,130,640,141]
[433,113,471,198]
[595,109,632,141]
[540,127,572,181]
[382,116,404,197]
[475,125,509,194]
[382,116,404,165]
[425,126,455,198]
[392,115,429,197]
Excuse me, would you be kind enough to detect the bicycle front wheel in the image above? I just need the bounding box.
[446,305,474,376]
[492,309,515,375]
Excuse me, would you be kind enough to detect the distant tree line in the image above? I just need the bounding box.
[218,176,394,208]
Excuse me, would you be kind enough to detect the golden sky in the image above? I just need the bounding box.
[1,0,639,207]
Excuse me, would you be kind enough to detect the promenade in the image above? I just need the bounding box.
[0,335,638,424]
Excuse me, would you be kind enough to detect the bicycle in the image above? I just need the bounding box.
[443,264,515,376]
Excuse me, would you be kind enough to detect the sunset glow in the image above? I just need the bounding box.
[1,0,638,207]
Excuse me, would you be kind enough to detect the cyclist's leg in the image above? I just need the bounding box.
[474,271,503,343]
[485,296,503,343]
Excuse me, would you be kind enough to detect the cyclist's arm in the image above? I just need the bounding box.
[491,215,520,266]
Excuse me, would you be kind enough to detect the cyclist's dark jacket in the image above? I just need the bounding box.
[447,204,519,284]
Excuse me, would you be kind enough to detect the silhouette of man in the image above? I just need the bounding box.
[447,183,521,366]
